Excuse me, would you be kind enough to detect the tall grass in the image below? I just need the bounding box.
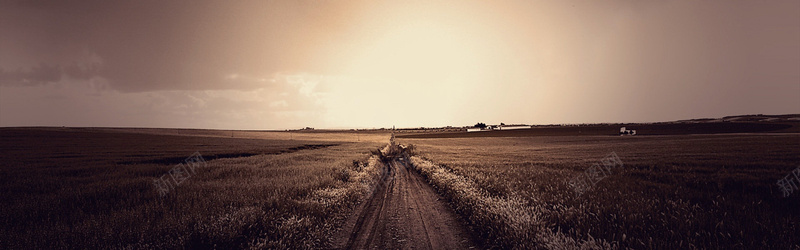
[409,155,612,249]
[401,134,800,249]
[0,129,387,249]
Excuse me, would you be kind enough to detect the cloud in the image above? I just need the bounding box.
[0,64,61,85]
[0,62,103,86]
[0,0,354,92]
[0,72,332,129]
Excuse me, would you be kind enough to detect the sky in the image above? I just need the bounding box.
[1,0,798,129]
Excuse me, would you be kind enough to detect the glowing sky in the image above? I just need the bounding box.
[2,0,798,129]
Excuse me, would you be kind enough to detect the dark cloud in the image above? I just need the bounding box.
[1,0,354,92]
[0,63,102,86]
[0,72,332,129]
[0,64,61,85]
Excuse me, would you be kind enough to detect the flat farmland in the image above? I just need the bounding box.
[397,121,799,138]
[0,128,387,249]
[398,134,800,248]
[3,127,798,249]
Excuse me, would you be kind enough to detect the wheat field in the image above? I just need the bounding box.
[399,134,800,249]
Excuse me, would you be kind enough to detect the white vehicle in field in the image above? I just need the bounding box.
[620,127,636,136]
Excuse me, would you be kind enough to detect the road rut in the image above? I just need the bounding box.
[334,153,477,249]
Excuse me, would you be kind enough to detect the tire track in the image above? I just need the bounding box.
[334,147,477,249]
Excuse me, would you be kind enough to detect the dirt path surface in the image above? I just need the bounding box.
[333,153,477,250]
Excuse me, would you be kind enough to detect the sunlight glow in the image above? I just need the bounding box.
[344,21,481,83]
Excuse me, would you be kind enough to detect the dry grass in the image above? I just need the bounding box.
[409,154,611,249]
[400,134,800,249]
[0,128,386,249]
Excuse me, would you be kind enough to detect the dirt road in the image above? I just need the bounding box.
[333,152,477,249]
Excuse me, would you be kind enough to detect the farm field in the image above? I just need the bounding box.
[103,127,391,143]
[398,134,800,248]
[3,127,799,249]
[0,128,388,249]
[396,120,800,139]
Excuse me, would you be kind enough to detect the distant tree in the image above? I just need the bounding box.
[474,122,487,129]
[500,122,505,126]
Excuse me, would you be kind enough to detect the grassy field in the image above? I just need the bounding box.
[4,127,798,249]
[397,121,799,139]
[0,128,388,249]
[399,134,800,249]
[105,127,391,143]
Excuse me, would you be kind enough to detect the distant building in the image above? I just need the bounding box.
[467,125,530,132]
[497,125,530,130]
[620,127,636,136]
